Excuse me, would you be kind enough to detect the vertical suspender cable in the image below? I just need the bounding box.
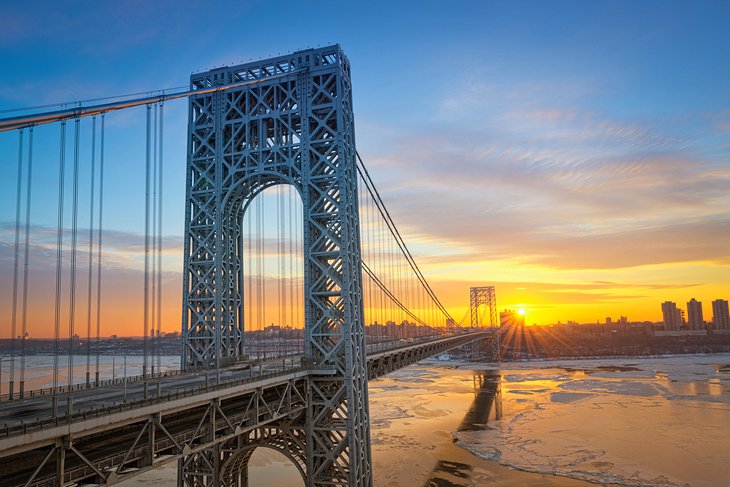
[376,195,383,344]
[85,116,96,387]
[277,192,281,353]
[143,104,151,396]
[367,182,375,343]
[19,127,33,398]
[359,177,367,336]
[287,185,295,349]
[277,187,282,354]
[357,177,364,335]
[67,118,81,414]
[293,189,298,350]
[247,200,253,358]
[150,104,157,376]
[358,178,365,327]
[94,114,105,384]
[150,104,157,377]
[52,122,66,417]
[157,102,164,374]
[278,186,287,353]
[362,179,370,340]
[388,225,394,338]
[256,196,262,360]
[357,155,454,324]
[288,186,294,331]
[259,193,268,358]
[9,129,23,399]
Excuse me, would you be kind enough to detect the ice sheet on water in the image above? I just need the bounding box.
[501,372,568,383]
[453,353,730,487]
[550,391,594,403]
[559,379,662,397]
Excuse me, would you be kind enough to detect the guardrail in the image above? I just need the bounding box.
[0,330,490,440]
[0,365,305,440]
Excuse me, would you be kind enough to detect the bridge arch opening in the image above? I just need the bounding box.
[237,182,305,361]
[221,444,306,487]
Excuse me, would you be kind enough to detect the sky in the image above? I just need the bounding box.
[1,0,729,337]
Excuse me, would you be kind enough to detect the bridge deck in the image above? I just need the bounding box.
[0,331,490,487]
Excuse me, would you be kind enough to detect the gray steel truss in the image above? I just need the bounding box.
[469,286,500,361]
[469,286,497,329]
[0,334,487,487]
[180,46,370,486]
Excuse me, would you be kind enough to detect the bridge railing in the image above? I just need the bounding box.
[0,367,185,403]
[0,363,307,441]
[0,331,490,440]
[0,329,490,403]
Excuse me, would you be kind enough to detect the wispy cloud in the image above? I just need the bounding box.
[359,76,730,272]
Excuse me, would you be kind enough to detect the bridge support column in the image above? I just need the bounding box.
[180,46,372,486]
[55,439,66,487]
[488,334,502,362]
[178,445,221,487]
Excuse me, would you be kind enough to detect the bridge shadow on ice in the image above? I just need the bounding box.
[424,370,502,487]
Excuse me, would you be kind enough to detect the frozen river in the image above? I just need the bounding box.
[451,354,730,486]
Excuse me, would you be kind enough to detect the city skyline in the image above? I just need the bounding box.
[1,1,729,337]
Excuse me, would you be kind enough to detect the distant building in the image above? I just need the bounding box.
[712,299,730,330]
[500,309,525,328]
[687,299,704,330]
[661,301,682,330]
[605,317,612,324]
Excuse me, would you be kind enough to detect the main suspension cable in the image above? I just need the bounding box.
[355,152,454,324]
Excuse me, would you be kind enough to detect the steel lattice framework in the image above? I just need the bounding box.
[0,333,488,487]
[470,286,497,328]
[180,46,371,486]
[469,286,500,361]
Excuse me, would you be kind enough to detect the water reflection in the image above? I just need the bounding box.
[425,371,502,486]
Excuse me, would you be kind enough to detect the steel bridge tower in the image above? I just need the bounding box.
[469,286,500,361]
[470,286,497,329]
[180,46,371,486]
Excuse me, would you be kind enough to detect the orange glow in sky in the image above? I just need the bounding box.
[0,3,729,338]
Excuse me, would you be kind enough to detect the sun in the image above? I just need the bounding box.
[518,308,526,315]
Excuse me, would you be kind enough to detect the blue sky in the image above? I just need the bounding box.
[1,0,729,333]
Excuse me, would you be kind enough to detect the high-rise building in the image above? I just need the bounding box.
[687,298,704,330]
[661,301,682,330]
[712,299,730,330]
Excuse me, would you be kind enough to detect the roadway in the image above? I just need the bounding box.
[0,332,489,438]
[0,331,490,487]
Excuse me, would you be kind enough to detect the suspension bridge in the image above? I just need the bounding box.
[0,45,500,486]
